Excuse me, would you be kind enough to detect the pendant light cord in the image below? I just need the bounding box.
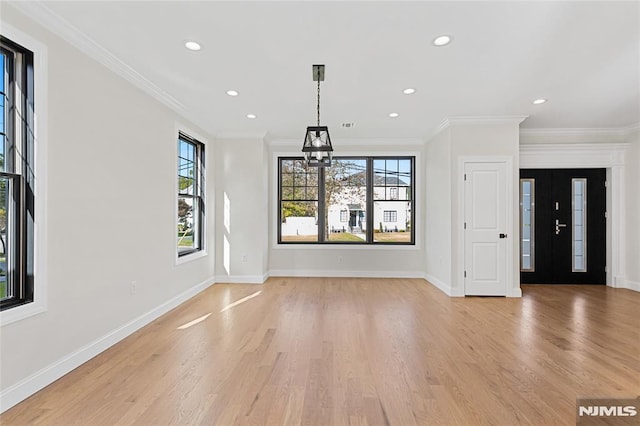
[317,78,321,126]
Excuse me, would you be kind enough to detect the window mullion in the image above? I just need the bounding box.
[366,157,373,243]
[318,166,326,243]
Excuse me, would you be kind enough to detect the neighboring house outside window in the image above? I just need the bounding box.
[278,156,414,244]
[177,133,205,256]
[0,36,35,311]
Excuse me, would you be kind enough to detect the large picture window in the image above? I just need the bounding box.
[0,36,35,311]
[177,133,205,256]
[278,156,414,244]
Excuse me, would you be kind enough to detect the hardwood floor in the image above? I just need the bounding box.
[2,278,638,425]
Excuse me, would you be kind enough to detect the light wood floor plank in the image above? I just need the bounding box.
[2,279,638,425]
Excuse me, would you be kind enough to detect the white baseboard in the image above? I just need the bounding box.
[623,280,640,292]
[0,277,216,413]
[214,273,268,284]
[424,273,455,296]
[269,269,426,279]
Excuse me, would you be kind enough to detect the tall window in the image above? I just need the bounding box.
[0,36,35,311]
[373,158,412,242]
[278,156,414,244]
[177,133,205,256]
[279,159,319,242]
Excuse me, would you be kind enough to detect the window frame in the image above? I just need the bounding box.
[0,36,35,312]
[177,132,205,258]
[0,24,47,325]
[277,156,415,245]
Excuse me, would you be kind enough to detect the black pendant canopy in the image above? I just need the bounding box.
[302,65,333,167]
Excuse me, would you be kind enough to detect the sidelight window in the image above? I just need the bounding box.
[520,179,535,271]
[572,178,587,272]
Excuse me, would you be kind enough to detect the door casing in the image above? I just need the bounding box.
[520,142,629,288]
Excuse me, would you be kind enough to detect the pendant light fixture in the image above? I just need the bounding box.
[302,64,333,167]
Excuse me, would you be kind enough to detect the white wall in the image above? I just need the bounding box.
[268,140,426,278]
[214,138,269,283]
[424,128,452,293]
[625,128,640,288]
[0,7,216,409]
[449,121,521,297]
[424,119,523,297]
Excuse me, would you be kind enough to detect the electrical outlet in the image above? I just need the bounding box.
[338,257,342,263]
[130,281,137,295]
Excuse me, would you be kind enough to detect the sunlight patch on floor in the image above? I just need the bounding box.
[220,291,262,313]
[176,313,212,330]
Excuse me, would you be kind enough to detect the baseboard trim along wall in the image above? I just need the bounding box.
[0,277,216,413]
[624,280,640,292]
[268,269,426,279]
[424,273,454,296]
[214,273,269,284]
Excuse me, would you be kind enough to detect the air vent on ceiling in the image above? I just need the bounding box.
[341,122,356,128]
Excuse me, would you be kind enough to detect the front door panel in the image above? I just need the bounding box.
[520,169,606,284]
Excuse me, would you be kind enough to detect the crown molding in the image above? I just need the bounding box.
[8,1,186,114]
[623,122,640,136]
[432,115,529,139]
[442,115,529,127]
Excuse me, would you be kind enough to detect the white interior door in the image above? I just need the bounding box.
[464,162,508,296]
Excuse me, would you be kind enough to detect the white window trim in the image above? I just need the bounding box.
[174,122,209,265]
[0,22,49,326]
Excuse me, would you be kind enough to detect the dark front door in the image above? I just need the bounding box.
[520,169,606,284]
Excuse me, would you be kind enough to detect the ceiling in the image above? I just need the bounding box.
[10,1,640,140]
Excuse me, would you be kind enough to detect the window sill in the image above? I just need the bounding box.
[272,243,420,251]
[0,301,47,327]
[176,249,208,265]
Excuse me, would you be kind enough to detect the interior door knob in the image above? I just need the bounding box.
[499,233,507,238]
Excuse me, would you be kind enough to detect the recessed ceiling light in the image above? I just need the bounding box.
[532,98,547,105]
[389,112,399,118]
[433,35,452,47]
[246,114,257,119]
[184,41,201,51]
[226,90,239,97]
[403,88,416,95]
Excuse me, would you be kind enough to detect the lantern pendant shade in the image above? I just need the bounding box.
[302,64,333,167]
[302,125,333,167]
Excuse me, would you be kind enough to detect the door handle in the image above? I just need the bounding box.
[499,233,507,239]
[555,219,567,235]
